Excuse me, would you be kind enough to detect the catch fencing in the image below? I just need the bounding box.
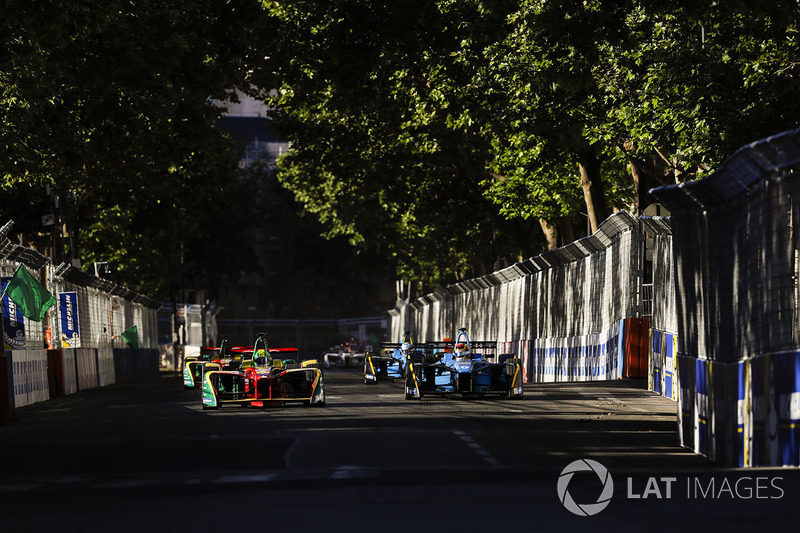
[1,220,160,424]
[652,128,800,467]
[641,216,678,402]
[389,211,650,384]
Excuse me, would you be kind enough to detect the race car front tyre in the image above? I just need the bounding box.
[405,386,422,400]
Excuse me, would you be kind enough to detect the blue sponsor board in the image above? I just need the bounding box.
[59,291,81,348]
[1,277,26,350]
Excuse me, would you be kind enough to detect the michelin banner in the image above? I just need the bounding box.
[2,276,26,350]
[59,291,81,348]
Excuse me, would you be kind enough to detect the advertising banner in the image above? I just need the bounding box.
[59,291,80,348]
[2,276,26,350]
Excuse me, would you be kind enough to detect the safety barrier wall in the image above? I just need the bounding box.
[528,320,623,382]
[62,349,78,395]
[389,212,646,383]
[676,351,800,467]
[75,347,99,391]
[1,222,161,422]
[0,354,10,425]
[114,348,159,382]
[649,329,678,401]
[652,128,800,466]
[10,349,49,408]
[98,347,115,387]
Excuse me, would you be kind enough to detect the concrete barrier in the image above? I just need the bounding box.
[0,353,10,425]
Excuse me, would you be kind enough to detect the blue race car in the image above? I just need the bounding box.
[363,331,422,384]
[404,328,523,400]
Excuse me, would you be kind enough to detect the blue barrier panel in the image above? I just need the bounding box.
[773,351,799,466]
[664,334,675,400]
[677,355,695,449]
[709,360,730,465]
[764,354,781,466]
[695,358,709,457]
[650,330,662,395]
[750,355,766,465]
[735,360,746,467]
[751,354,784,466]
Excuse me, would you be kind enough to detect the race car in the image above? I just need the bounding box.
[323,351,365,368]
[404,328,523,400]
[363,331,422,384]
[183,344,225,389]
[201,333,325,409]
[213,342,252,371]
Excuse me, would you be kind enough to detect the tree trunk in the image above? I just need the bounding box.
[578,146,609,234]
[629,158,646,215]
[559,217,575,246]
[539,219,558,250]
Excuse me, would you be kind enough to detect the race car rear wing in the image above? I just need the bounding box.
[380,342,402,350]
[424,340,498,358]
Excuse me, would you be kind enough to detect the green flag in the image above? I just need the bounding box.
[120,325,139,352]
[1,264,56,322]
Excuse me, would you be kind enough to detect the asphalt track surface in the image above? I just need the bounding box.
[1,368,798,532]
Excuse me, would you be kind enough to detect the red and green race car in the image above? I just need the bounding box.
[183,345,223,389]
[183,338,253,389]
[201,333,325,409]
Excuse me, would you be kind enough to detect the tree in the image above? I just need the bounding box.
[592,1,800,202]
[258,0,539,288]
[1,0,269,297]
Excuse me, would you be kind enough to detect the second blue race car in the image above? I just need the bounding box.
[404,328,523,400]
[363,331,422,384]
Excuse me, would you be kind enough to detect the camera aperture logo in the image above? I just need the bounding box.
[557,459,614,516]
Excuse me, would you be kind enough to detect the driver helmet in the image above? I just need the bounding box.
[254,348,270,367]
[400,341,413,355]
[454,342,469,358]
